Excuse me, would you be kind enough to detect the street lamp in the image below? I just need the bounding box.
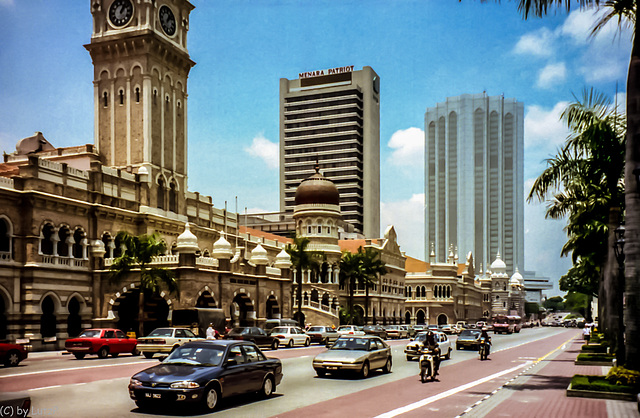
[613,223,626,365]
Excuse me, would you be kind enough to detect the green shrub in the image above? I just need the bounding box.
[576,353,614,362]
[581,344,608,353]
[606,366,640,388]
[571,375,637,393]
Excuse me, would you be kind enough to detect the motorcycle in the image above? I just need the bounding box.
[419,348,438,382]
[478,337,490,360]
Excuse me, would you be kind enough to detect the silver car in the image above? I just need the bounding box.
[404,330,452,361]
[312,335,392,378]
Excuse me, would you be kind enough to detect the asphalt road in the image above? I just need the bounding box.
[0,327,578,418]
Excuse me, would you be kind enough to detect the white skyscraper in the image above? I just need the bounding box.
[424,93,524,275]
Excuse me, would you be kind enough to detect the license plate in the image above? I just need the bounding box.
[327,366,338,370]
[145,392,162,399]
[153,393,162,399]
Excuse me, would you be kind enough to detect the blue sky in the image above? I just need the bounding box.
[0,1,632,295]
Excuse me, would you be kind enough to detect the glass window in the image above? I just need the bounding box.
[184,329,196,338]
[104,330,115,338]
[243,345,265,362]
[228,346,245,364]
[175,329,186,338]
[115,330,126,338]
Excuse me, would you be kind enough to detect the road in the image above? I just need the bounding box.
[0,327,580,417]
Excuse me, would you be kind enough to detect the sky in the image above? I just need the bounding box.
[0,1,632,296]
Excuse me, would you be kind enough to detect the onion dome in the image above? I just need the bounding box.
[212,234,233,260]
[250,244,269,266]
[510,268,524,287]
[490,252,507,271]
[294,164,339,206]
[89,239,106,257]
[176,223,199,254]
[15,131,55,155]
[274,248,292,269]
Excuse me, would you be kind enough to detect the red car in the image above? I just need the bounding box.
[0,342,28,367]
[65,328,138,359]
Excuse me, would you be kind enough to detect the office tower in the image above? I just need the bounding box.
[280,66,380,238]
[424,93,524,275]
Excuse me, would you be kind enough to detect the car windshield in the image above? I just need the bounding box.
[229,328,246,334]
[147,328,174,337]
[331,338,369,351]
[271,327,289,333]
[307,327,324,332]
[414,333,428,342]
[164,345,225,366]
[461,330,480,337]
[78,330,102,338]
[337,326,354,331]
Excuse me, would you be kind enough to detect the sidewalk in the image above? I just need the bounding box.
[462,337,639,418]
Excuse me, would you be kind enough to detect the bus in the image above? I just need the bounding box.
[492,315,522,334]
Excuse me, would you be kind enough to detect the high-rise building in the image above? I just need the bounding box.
[279,66,380,238]
[424,93,524,275]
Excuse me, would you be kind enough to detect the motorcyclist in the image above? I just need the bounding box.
[422,330,441,376]
[480,327,492,356]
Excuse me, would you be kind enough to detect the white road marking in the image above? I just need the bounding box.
[373,361,533,418]
[0,360,155,379]
[28,385,61,391]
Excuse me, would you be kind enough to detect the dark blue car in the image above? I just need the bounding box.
[128,340,283,412]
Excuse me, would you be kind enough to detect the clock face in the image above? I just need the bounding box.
[109,0,133,27]
[159,5,177,36]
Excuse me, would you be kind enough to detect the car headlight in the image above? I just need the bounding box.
[129,378,142,387]
[170,381,200,389]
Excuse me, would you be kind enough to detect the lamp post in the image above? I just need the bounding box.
[613,223,626,365]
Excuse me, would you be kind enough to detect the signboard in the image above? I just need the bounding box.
[299,65,355,79]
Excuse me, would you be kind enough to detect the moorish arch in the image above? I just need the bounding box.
[196,288,217,308]
[109,284,173,337]
[66,292,86,338]
[40,292,62,339]
[266,295,280,319]
[230,292,255,327]
[405,311,411,325]
[416,309,426,325]
[0,285,11,340]
[437,313,448,326]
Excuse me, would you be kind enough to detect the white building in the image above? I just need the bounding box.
[424,93,525,276]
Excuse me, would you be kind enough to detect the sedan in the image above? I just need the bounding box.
[306,326,340,344]
[0,343,28,367]
[384,325,408,339]
[129,340,282,412]
[137,328,204,359]
[65,328,138,359]
[312,335,392,378]
[336,325,365,336]
[363,325,388,339]
[456,329,483,350]
[404,330,452,360]
[223,327,279,350]
[270,326,310,348]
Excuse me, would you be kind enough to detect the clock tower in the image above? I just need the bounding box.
[85,0,195,214]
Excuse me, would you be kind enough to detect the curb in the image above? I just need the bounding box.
[566,383,637,402]
[574,360,613,366]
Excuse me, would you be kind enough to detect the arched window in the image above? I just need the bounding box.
[41,224,55,255]
[135,87,140,103]
[40,295,57,338]
[119,89,124,105]
[72,228,85,259]
[169,181,177,213]
[0,217,11,259]
[102,233,113,258]
[407,286,412,298]
[103,91,108,107]
[153,89,158,105]
[157,177,165,210]
[57,226,71,257]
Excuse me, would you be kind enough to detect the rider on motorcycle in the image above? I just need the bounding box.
[480,328,492,356]
[423,331,441,375]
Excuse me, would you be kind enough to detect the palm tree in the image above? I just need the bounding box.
[360,247,387,324]
[285,235,321,326]
[339,250,363,325]
[109,231,178,337]
[528,88,625,359]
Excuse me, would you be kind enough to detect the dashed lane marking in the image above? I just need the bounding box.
[0,360,155,379]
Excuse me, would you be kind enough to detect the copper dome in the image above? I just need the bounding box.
[294,166,340,206]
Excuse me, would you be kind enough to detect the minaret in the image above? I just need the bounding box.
[85,0,195,214]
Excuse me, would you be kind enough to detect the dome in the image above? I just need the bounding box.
[176,223,199,254]
[510,268,524,286]
[137,166,149,175]
[274,249,292,269]
[490,252,507,271]
[249,244,269,266]
[212,234,233,259]
[294,165,340,206]
[15,131,55,155]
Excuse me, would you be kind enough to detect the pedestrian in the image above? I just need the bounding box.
[206,323,215,340]
[582,325,590,343]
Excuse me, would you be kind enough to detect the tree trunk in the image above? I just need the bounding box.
[603,208,621,347]
[349,278,354,325]
[365,284,370,325]
[624,13,640,370]
[138,288,145,338]
[296,267,303,326]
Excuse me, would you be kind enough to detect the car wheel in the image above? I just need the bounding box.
[360,361,370,379]
[406,355,413,361]
[383,357,392,373]
[97,346,109,359]
[202,386,220,412]
[111,352,119,358]
[287,339,294,348]
[271,340,279,350]
[260,376,275,398]
[5,350,21,367]
[135,400,151,411]
[131,348,140,356]
[316,369,327,377]
[171,345,179,353]
[445,348,451,360]
[143,352,154,359]
[74,353,86,360]
[304,338,310,347]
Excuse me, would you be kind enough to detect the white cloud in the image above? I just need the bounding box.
[513,27,556,57]
[0,0,14,7]
[244,134,278,169]
[380,193,425,259]
[536,62,567,89]
[387,127,424,168]
[560,8,600,44]
[524,101,570,149]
